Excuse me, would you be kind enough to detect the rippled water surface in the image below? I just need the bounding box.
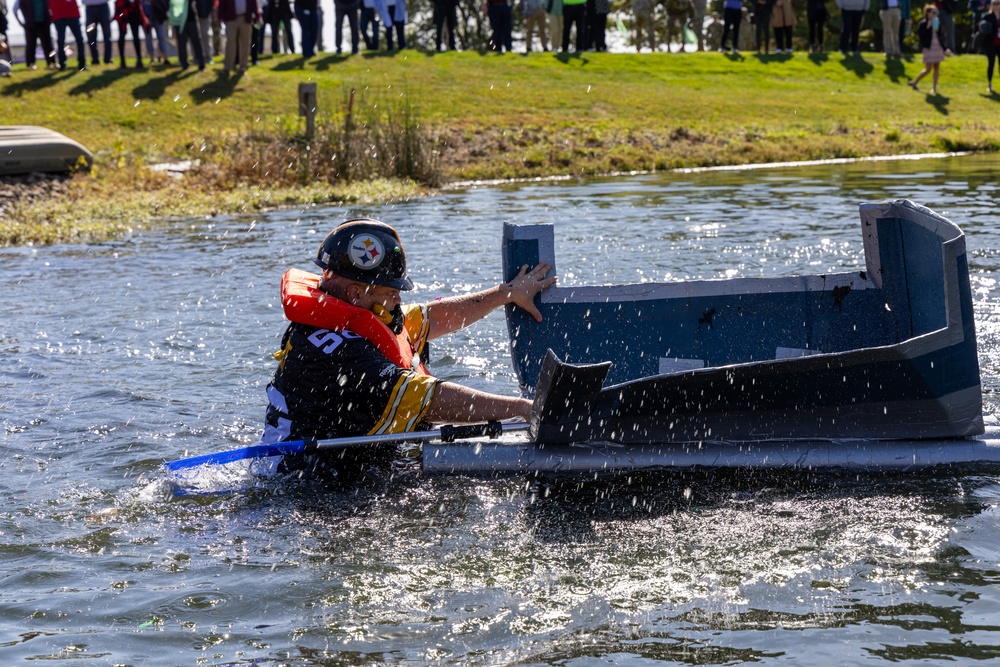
[3,154,1000,665]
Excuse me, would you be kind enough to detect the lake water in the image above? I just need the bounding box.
[3,154,1000,665]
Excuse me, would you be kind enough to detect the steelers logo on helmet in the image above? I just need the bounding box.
[313,219,413,291]
[349,234,385,269]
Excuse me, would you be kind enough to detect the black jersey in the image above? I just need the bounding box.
[261,304,438,443]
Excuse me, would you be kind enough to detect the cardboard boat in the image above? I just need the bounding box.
[420,199,1000,476]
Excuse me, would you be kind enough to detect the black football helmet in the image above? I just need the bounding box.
[313,219,413,291]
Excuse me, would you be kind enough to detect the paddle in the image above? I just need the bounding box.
[163,421,530,473]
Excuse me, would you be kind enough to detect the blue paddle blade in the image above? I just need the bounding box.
[165,442,313,496]
[164,440,308,471]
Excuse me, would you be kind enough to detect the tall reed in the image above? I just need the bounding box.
[193,87,441,189]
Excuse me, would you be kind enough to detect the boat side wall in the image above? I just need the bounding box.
[862,200,982,428]
[502,222,891,388]
[503,221,555,389]
[504,202,971,389]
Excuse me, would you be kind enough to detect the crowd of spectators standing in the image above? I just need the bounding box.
[0,0,994,74]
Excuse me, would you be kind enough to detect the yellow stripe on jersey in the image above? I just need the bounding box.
[402,303,430,355]
[369,371,439,435]
[274,339,292,370]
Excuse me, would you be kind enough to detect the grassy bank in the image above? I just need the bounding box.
[4,49,1000,245]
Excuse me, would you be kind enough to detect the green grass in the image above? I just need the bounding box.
[4,49,1000,244]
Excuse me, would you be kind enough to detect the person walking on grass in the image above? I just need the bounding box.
[934,0,955,51]
[383,0,406,50]
[881,0,903,56]
[632,0,654,51]
[909,3,952,94]
[219,0,261,73]
[145,0,173,65]
[333,0,360,54]
[432,0,457,50]
[0,1,7,56]
[548,0,563,51]
[114,0,147,67]
[753,0,773,53]
[836,0,868,54]
[13,0,56,69]
[561,0,585,52]
[590,0,609,50]
[195,0,215,60]
[521,0,547,51]
[486,0,513,52]
[770,0,795,52]
[83,0,114,64]
[50,0,87,70]
[806,0,828,51]
[171,0,205,70]
[295,0,318,57]
[978,0,1000,92]
[269,0,294,53]
[720,0,742,52]
[0,3,9,69]
[359,0,378,49]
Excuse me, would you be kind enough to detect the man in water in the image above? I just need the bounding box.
[260,218,556,445]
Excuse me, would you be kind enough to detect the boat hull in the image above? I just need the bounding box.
[0,126,93,175]
[423,426,1000,475]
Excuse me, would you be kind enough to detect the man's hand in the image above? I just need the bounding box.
[502,263,558,322]
[425,262,557,339]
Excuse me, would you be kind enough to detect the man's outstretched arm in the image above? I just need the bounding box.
[424,263,557,340]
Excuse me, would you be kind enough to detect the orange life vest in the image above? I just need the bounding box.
[280,268,429,374]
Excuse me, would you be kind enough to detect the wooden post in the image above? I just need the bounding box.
[345,88,355,133]
[298,82,317,139]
